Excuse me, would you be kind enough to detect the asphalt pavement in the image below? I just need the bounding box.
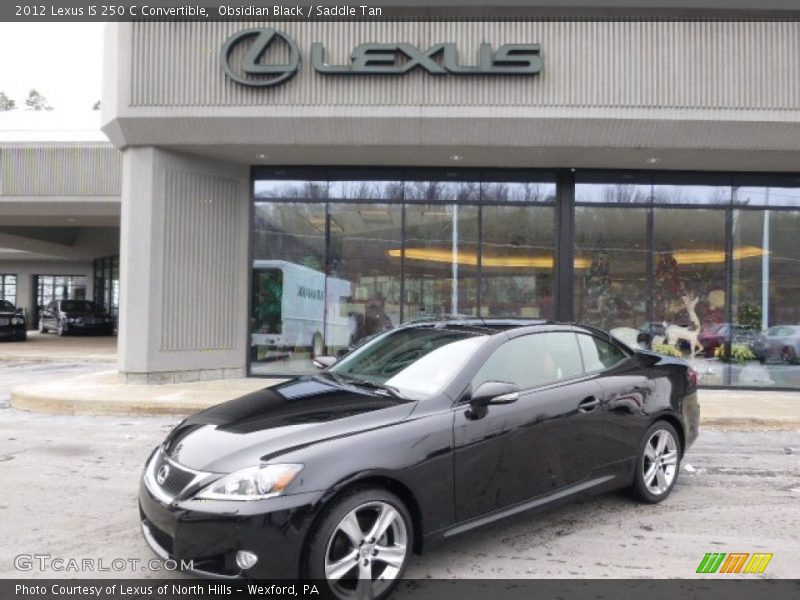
[0,360,798,580]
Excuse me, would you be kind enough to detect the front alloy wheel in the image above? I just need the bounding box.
[306,488,412,600]
[631,421,681,503]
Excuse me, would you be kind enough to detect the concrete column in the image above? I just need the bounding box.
[118,147,250,383]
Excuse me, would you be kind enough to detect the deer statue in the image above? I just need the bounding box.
[664,295,704,359]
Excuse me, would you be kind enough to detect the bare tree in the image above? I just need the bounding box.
[0,92,15,111]
[24,89,54,111]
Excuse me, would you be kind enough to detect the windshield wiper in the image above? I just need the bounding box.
[337,376,407,399]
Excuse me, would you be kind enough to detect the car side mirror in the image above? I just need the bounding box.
[15,308,23,315]
[471,381,520,406]
[313,356,337,369]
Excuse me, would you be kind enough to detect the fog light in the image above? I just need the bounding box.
[235,550,258,570]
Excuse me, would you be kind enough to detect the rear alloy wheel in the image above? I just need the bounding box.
[631,421,681,503]
[306,488,412,600]
[56,320,66,336]
[38,320,47,334]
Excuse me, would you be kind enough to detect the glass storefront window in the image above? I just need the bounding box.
[652,208,727,381]
[251,201,327,376]
[0,274,17,305]
[481,205,554,319]
[327,203,402,356]
[733,187,800,207]
[254,179,328,201]
[93,256,120,317]
[481,181,556,203]
[404,179,480,203]
[403,204,479,320]
[249,169,800,390]
[731,208,800,388]
[575,171,651,204]
[574,207,648,342]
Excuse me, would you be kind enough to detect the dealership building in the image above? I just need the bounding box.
[2,13,800,388]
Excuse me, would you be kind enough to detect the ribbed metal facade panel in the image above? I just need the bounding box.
[0,145,121,196]
[129,20,800,110]
[160,170,243,353]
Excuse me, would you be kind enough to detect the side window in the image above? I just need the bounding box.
[473,332,583,391]
[578,334,627,372]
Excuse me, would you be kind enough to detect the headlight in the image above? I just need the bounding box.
[67,317,76,323]
[11,317,24,325]
[195,464,303,501]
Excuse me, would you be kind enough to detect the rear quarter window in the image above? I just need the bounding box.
[578,334,627,372]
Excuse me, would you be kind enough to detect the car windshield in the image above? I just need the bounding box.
[329,326,490,400]
[60,300,98,313]
[0,300,14,312]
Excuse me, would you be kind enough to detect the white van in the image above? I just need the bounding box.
[251,260,353,357]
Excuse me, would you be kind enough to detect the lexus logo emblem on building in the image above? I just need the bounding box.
[156,464,170,485]
[220,28,301,87]
[221,28,542,88]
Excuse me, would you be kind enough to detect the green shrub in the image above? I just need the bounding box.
[714,343,756,363]
[653,343,684,358]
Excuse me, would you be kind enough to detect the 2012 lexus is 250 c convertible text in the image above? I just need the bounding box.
[139,319,699,598]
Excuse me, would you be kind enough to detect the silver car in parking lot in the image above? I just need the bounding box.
[754,325,800,364]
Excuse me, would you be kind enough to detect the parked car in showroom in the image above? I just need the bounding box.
[38,299,115,336]
[0,300,27,341]
[697,322,760,358]
[753,325,800,364]
[139,319,699,598]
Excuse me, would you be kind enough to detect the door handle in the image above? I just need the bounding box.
[578,396,601,412]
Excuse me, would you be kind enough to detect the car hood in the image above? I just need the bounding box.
[163,376,417,473]
[0,311,16,318]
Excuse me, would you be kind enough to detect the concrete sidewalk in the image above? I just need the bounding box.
[9,369,281,416]
[7,368,800,427]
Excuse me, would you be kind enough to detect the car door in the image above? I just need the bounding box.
[452,331,606,522]
[577,333,653,464]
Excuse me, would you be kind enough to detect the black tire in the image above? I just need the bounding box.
[304,486,413,600]
[630,421,682,504]
[781,347,796,365]
[15,331,27,342]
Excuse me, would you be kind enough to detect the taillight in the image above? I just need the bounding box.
[687,366,698,388]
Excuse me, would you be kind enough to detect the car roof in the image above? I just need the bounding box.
[399,317,606,337]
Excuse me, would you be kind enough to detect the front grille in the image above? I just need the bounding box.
[154,453,196,497]
[0,318,8,326]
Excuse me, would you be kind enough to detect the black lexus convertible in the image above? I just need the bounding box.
[139,319,699,598]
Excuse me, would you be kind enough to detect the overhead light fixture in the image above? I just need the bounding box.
[387,248,592,269]
[257,153,269,159]
[646,157,661,164]
[449,154,464,162]
[672,245,768,265]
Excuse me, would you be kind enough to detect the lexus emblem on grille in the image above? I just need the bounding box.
[156,464,170,485]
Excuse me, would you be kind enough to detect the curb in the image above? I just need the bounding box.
[9,372,280,417]
[9,389,224,416]
[9,384,800,428]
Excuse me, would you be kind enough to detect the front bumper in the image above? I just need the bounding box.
[138,460,323,579]
[0,324,26,339]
